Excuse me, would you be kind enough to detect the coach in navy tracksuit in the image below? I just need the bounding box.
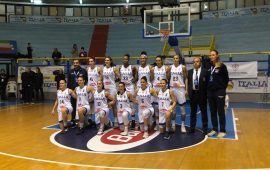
[67,59,88,125]
[207,50,229,138]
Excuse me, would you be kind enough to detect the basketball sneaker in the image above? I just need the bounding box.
[120,130,128,136]
[207,130,217,137]
[143,131,149,138]
[217,132,226,138]
[164,131,170,140]
[181,124,187,133]
[97,127,103,135]
[130,120,136,130]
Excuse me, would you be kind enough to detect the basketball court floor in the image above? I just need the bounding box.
[0,100,270,169]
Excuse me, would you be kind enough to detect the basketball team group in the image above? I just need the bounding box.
[51,49,229,139]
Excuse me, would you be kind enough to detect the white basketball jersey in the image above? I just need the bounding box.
[103,66,116,90]
[94,90,108,109]
[120,65,133,84]
[116,91,131,111]
[137,87,152,109]
[137,65,151,87]
[153,65,166,89]
[170,64,185,88]
[57,88,72,109]
[158,89,171,113]
[87,67,99,90]
[76,86,90,107]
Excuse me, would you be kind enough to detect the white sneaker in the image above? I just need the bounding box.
[154,125,159,131]
[120,131,128,136]
[217,132,226,138]
[207,130,217,137]
[97,128,103,135]
[143,132,149,138]
[181,124,187,133]
[172,125,176,132]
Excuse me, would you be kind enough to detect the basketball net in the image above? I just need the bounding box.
[160,29,170,42]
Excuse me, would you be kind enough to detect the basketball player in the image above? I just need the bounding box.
[133,76,157,138]
[102,56,120,127]
[119,54,137,129]
[87,57,102,90]
[75,76,95,135]
[116,82,134,136]
[87,57,102,126]
[51,79,75,134]
[151,55,170,130]
[169,55,188,133]
[94,80,115,135]
[157,79,176,139]
[137,51,153,88]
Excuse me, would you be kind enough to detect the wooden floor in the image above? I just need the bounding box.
[0,103,270,170]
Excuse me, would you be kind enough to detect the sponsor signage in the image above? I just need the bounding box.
[224,61,257,78]
[9,15,141,25]
[17,66,64,92]
[203,5,270,19]
[227,76,270,93]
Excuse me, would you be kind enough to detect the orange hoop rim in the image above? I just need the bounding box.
[159,29,170,37]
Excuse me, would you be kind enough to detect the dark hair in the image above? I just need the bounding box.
[81,47,84,50]
[97,80,105,90]
[89,57,95,62]
[140,51,147,56]
[161,79,168,84]
[117,82,126,95]
[141,76,148,83]
[59,79,66,83]
[104,56,115,67]
[173,55,182,64]
[123,54,130,60]
[77,75,85,81]
[211,49,219,55]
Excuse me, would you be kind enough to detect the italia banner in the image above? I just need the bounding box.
[227,76,270,93]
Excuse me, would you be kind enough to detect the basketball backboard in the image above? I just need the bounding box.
[143,7,191,38]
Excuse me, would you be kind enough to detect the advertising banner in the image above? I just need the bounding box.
[203,5,270,19]
[227,76,270,93]
[9,15,141,25]
[17,66,64,92]
[224,61,257,78]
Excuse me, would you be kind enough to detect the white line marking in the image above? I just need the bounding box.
[0,151,177,170]
[232,108,239,140]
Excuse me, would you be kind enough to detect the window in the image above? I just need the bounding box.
[24,6,32,15]
[41,7,48,16]
[90,8,96,17]
[97,7,104,17]
[66,8,73,16]
[237,0,245,8]
[15,6,23,15]
[82,7,89,16]
[255,0,264,6]
[57,7,65,16]
[74,7,81,16]
[218,0,226,10]
[245,0,255,7]
[113,7,119,16]
[227,0,236,9]
[210,1,217,11]
[0,4,6,15]
[49,7,57,16]
[190,2,199,13]
[105,7,112,17]
[33,6,41,15]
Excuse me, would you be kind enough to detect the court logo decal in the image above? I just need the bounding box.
[49,126,206,154]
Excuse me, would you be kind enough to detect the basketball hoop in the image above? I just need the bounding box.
[160,29,170,42]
